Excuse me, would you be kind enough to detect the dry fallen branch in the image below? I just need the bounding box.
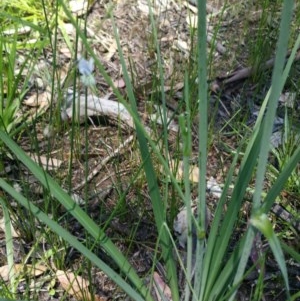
[212,49,300,91]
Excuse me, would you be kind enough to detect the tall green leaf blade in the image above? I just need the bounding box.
[251,214,290,297]
[232,2,295,300]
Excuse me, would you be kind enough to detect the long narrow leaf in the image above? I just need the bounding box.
[253,0,294,211]
[0,179,146,301]
[194,0,208,298]
[251,214,290,297]
[0,198,16,294]
[232,2,295,299]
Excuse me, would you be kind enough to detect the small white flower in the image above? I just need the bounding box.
[77,56,95,87]
[78,57,94,75]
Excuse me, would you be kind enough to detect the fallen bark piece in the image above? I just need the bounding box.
[28,153,63,170]
[0,264,47,281]
[56,270,107,301]
[57,270,89,300]
[164,159,200,183]
[62,94,134,130]
[153,271,172,301]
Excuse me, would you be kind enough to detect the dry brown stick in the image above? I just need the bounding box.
[207,33,226,55]
[73,135,135,191]
[221,49,300,85]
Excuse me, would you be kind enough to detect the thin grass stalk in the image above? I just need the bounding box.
[207,4,227,78]
[179,73,193,301]
[196,0,208,235]
[147,0,171,216]
[263,144,300,212]
[194,0,208,298]
[147,0,169,165]
[7,30,17,104]
[41,0,59,121]
[65,38,79,191]
[0,198,16,295]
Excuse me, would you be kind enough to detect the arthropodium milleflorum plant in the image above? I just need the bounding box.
[0,0,300,301]
[191,1,299,300]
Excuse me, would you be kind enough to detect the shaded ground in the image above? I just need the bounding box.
[0,0,300,300]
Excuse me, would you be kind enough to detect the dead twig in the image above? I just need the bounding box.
[212,49,300,91]
[74,135,135,190]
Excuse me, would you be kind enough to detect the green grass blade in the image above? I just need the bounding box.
[0,198,16,294]
[251,214,290,297]
[179,76,193,301]
[280,241,300,263]
[207,230,253,301]
[263,144,300,212]
[196,0,208,237]
[0,11,47,34]
[252,0,294,211]
[196,147,241,300]
[202,137,261,300]
[194,0,208,297]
